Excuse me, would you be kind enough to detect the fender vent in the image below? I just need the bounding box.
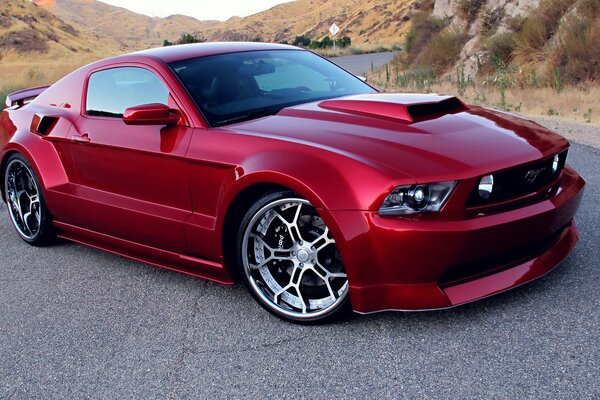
[30,114,59,136]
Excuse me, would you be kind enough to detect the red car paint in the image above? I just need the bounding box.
[0,43,584,313]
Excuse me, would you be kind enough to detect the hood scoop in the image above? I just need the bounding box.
[319,93,468,123]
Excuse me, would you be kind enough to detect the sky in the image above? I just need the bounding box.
[100,0,295,22]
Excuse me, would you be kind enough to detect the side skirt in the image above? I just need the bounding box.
[53,220,234,285]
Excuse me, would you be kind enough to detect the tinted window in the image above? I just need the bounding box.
[170,50,375,126]
[86,67,169,118]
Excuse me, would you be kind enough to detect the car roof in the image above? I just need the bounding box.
[130,42,300,64]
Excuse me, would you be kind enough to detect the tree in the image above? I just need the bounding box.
[336,36,351,48]
[321,36,333,48]
[163,33,206,47]
[293,35,311,47]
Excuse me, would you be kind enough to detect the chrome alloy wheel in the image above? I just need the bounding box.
[5,159,42,240]
[241,198,349,320]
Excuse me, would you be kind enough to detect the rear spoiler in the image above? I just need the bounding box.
[4,85,50,109]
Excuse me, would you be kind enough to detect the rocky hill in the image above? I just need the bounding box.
[0,0,119,58]
[35,0,419,48]
[194,0,418,46]
[32,0,219,49]
[399,0,600,85]
[432,0,542,76]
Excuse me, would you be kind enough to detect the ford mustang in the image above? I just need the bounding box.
[0,43,585,323]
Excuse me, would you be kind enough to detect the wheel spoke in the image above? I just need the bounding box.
[22,211,34,235]
[14,190,27,223]
[273,207,303,243]
[249,234,293,270]
[296,286,308,314]
[273,262,308,313]
[309,226,335,252]
[310,264,338,301]
[273,262,299,303]
[29,194,41,226]
[253,234,293,255]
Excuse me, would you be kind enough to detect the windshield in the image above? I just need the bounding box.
[169,49,376,127]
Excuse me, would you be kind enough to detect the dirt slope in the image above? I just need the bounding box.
[36,0,419,47]
[0,0,119,59]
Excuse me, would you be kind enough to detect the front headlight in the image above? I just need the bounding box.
[379,181,457,215]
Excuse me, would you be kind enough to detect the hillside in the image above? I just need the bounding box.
[398,0,600,85]
[0,0,119,59]
[194,0,418,46]
[366,0,600,124]
[0,0,123,103]
[37,0,419,48]
[34,0,219,49]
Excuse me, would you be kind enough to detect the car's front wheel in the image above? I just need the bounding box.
[236,191,350,323]
[3,154,53,246]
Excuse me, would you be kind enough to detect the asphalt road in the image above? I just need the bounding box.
[0,146,598,398]
[329,51,397,76]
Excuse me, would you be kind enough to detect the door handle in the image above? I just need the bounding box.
[71,133,90,144]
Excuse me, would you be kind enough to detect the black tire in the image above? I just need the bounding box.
[3,153,54,246]
[234,190,351,324]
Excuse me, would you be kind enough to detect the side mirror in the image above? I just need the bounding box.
[356,75,367,82]
[123,103,180,126]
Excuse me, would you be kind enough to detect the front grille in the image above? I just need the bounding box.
[466,150,568,207]
[439,226,566,287]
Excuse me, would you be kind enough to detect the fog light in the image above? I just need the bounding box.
[478,175,494,200]
[552,154,560,174]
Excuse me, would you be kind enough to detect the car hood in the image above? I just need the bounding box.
[226,94,568,182]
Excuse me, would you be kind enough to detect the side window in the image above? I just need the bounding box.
[86,67,169,118]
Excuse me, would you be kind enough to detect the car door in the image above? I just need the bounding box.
[66,66,193,253]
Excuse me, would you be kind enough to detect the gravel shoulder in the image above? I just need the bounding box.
[534,117,600,149]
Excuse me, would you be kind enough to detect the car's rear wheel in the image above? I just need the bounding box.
[4,154,53,245]
[236,191,350,323]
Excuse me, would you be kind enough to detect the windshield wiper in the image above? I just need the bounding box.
[214,108,282,127]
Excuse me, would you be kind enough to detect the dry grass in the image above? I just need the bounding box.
[370,71,600,125]
[556,15,600,83]
[194,0,417,46]
[418,26,468,74]
[0,49,97,103]
[313,44,399,57]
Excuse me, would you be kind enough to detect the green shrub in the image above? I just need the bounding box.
[163,33,206,46]
[336,36,352,48]
[515,0,577,58]
[557,15,600,83]
[403,15,447,64]
[418,26,468,74]
[486,32,516,64]
[292,35,311,47]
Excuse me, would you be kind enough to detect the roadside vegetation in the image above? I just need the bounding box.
[163,33,207,47]
[371,0,600,124]
[0,48,97,106]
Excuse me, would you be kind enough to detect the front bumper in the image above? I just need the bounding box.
[330,166,585,313]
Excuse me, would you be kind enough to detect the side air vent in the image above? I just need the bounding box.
[30,114,59,136]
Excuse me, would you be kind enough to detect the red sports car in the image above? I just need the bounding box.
[0,43,585,323]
